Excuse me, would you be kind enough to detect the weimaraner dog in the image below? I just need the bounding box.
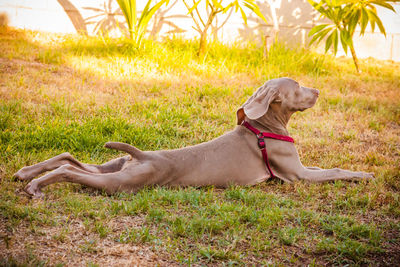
[15,78,374,197]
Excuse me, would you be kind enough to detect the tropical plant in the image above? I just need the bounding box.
[182,0,268,56]
[116,0,170,46]
[308,0,396,73]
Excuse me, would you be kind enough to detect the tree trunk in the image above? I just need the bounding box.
[268,0,280,41]
[198,30,208,56]
[198,11,216,57]
[349,45,360,73]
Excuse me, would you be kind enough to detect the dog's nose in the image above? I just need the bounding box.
[312,89,320,96]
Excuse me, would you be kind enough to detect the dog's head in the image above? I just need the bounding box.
[236,78,319,125]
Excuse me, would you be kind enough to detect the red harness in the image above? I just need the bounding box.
[242,121,294,178]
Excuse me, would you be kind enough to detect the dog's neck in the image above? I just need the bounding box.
[246,104,292,136]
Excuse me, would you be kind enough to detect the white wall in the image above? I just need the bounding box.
[0,0,399,61]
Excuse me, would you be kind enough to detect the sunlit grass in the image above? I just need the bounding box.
[0,27,399,265]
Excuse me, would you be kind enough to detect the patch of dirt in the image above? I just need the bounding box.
[0,216,179,266]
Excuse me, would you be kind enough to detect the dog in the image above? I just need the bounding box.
[14,78,374,197]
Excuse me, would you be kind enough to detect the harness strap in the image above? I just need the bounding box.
[242,121,294,178]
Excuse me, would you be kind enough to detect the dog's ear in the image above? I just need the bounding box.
[236,108,245,125]
[236,83,279,125]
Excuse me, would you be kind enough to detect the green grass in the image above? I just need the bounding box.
[0,26,399,265]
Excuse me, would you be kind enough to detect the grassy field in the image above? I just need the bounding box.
[0,26,399,266]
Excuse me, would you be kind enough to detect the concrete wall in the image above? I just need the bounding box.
[0,0,399,61]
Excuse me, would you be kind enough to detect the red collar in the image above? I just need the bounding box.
[242,121,294,178]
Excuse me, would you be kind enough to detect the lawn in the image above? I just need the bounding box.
[0,26,399,266]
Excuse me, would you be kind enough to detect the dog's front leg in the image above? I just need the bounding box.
[298,167,374,183]
[305,166,322,170]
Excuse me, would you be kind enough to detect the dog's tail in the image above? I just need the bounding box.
[104,142,146,159]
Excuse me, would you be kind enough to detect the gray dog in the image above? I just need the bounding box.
[15,78,374,197]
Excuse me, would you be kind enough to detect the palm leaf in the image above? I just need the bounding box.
[310,27,334,46]
[371,0,395,12]
[137,0,169,44]
[325,31,335,52]
[332,29,338,55]
[367,9,386,35]
[340,30,348,53]
[116,0,137,38]
[360,7,369,35]
[238,5,247,25]
[243,1,268,24]
[309,24,330,36]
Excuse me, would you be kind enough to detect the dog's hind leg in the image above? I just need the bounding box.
[24,162,155,198]
[14,152,130,181]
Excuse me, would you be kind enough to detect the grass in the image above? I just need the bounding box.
[0,26,399,265]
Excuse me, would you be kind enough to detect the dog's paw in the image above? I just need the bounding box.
[364,172,375,180]
[104,142,113,149]
[24,181,44,199]
[14,167,34,181]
